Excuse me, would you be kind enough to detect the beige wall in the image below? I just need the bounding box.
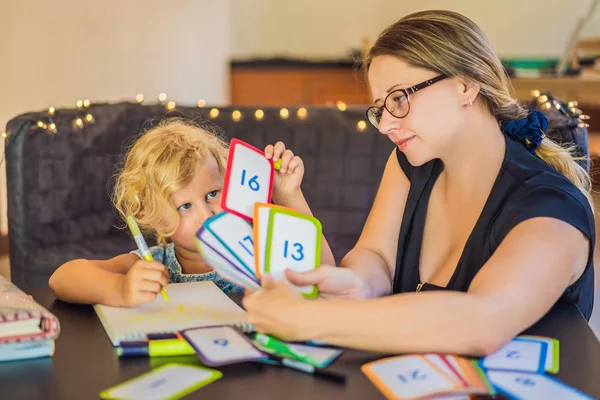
[1,0,598,235]
[0,0,233,234]
[232,0,595,59]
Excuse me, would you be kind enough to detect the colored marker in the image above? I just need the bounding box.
[253,333,320,366]
[116,339,195,357]
[126,216,169,302]
[273,159,282,171]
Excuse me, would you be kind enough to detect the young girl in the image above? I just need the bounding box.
[49,119,334,307]
[243,10,595,356]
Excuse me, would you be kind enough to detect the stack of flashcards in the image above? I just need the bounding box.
[196,139,322,298]
[479,336,593,399]
[362,354,493,400]
[363,336,594,399]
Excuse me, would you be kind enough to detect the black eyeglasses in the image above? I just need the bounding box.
[366,74,448,128]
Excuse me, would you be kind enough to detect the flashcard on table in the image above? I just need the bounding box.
[204,211,256,276]
[196,227,261,291]
[222,138,273,221]
[486,370,595,400]
[180,326,266,367]
[99,363,222,400]
[361,355,462,400]
[264,208,321,298]
[480,338,547,373]
[519,335,560,374]
[253,203,295,278]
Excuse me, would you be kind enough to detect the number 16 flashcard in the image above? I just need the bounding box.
[264,208,321,299]
[221,138,274,221]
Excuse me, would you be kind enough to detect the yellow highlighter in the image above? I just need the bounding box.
[126,216,169,302]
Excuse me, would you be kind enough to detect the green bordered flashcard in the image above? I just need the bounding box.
[99,363,222,400]
[264,208,321,299]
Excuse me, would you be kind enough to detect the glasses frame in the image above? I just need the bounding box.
[366,74,448,128]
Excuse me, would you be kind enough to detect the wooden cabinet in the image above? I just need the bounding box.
[230,60,370,106]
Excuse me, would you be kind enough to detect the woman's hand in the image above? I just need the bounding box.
[264,141,304,201]
[285,265,370,299]
[243,276,312,341]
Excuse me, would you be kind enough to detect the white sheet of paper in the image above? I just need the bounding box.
[363,355,456,399]
[182,326,265,366]
[100,363,221,400]
[255,204,272,277]
[482,339,546,373]
[266,211,319,296]
[223,141,272,220]
[487,371,594,400]
[205,212,256,275]
[197,228,260,291]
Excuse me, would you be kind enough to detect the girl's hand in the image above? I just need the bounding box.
[264,141,304,201]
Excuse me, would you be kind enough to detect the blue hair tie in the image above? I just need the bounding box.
[501,109,548,154]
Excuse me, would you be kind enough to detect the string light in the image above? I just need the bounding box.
[209,108,219,119]
[357,120,367,132]
[544,102,552,109]
[85,114,95,123]
[1,132,7,139]
[48,107,55,116]
[76,100,84,108]
[531,90,541,97]
[166,101,176,111]
[197,99,206,108]
[279,108,289,119]
[581,115,590,120]
[158,93,167,102]
[568,101,579,108]
[83,99,91,108]
[37,121,48,129]
[554,102,561,110]
[254,109,264,120]
[49,123,57,133]
[74,118,84,128]
[578,122,590,128]
[539,95,548,103]
[336,101,347,111]
[232,110,242,122]
[297,108,308,120]
[136,94,144,103]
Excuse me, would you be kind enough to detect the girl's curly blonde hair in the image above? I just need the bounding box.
[113,119,229,244]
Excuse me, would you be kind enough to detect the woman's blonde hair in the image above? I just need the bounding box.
[113,119,229,244]
[364,10,593,207]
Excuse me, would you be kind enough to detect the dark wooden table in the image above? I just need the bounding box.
[1,289,600,400]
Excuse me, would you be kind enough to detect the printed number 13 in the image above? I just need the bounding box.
[283,240,304,261]
[239,235,254,256]
[241,169,260,191]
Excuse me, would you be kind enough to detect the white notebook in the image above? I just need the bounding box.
[93,281,251,346]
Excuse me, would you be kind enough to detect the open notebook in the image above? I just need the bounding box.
[93,281,252,346]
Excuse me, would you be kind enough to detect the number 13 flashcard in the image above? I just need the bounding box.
[264,208,321,299]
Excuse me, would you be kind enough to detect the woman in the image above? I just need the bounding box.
[243,10,595,356]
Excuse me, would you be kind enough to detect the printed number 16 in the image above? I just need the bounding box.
[241,169,260,191]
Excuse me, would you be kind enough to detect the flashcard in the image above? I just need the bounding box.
[99,363,221,400]
[442,355,491,396]
[424,354,467,388]
[362,355,461,400]
[264,208,321,298]
[519,335,560,374]
[480,338,547,373]
[180,326,266,367]
[486,370,594,400]
[253,203,295,278]
[196,227,261,291]
[222,138,273,221]
[204,212,256,276]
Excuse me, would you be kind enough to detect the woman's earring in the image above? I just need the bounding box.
[468,98,473,106]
